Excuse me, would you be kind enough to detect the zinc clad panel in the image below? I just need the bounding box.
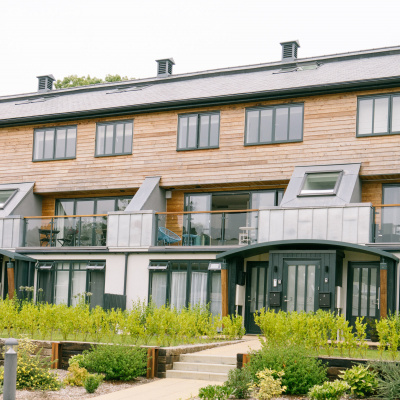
[0,220,3,247]
[117,214,131,247]
[3,219,13,248]
[258,210,270,243]
[357,207,373,243]
[141,213,154,246]
[327,208,343,241]
[270,210,284,241]
[312,208,328,240]
[298,209,313,239]
[12,219,22,247]
[342,207,358,243]
[283,209,298,240]
[107,214,119,246]
[129,214,142,247]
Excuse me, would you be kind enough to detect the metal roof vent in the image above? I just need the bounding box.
[156,58,175,78]
[37,75,55,92]
[280,40,300,61]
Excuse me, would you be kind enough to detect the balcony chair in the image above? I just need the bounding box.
[157,227,181,245]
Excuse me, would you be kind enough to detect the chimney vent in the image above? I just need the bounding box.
[37,74,55,92]
[280,41,300,61]
[156,58,175,78]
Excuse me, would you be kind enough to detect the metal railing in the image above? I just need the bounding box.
[374,205,400,243]
[23,215,108,247]
[155,210,259,246]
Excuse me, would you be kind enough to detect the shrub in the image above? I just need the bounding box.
[339,364,378,397]
[221,313,246,339]
[248,344,327,394]
[308,380,350,400]
[224,366,253,398]
[79,344,147,381]
[370,361,400,400]
[64,362,89,386]
[84,373,103,393]
[249,368,286,400]
[198,384,235,400]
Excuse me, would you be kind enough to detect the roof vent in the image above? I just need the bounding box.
[280,40,300,61]
[37,75,55,92]
[156,58,175,78]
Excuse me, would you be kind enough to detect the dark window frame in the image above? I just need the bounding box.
[95,119,134,157]
[177,112,220,151]
[33,125,77,161]
[357,93,400,137]
[244,103,304,146]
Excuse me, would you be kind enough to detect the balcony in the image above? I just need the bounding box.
[374,205,400,243]
[155,210,259,246]
[23,215,108,247]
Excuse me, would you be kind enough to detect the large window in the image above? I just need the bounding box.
[148,260,222,315]
[36,261,105,308]
[177,112,220,150]
[33,126,77,161]
[245,103,303,145]
[357,94,400,136]
[96,120,133,156]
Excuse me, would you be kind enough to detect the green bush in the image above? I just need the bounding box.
[224,366,253,398]
[198,384,235,400]
[339,364,378,397]
[84,373,103,393]
[79,344,147,381]
[370,361,400,400]
[64,362,89,386]
[248,344,327,394]
[308,380,350,400]
[221,313,246,339]
[249,368,286,400]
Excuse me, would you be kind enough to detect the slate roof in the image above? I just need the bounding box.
[1,45,400,126]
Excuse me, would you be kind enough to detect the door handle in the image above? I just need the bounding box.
[283,297,292,303]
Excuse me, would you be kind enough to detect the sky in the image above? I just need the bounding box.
[0,0,399,96]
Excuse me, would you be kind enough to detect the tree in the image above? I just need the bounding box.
[54,74,131,89]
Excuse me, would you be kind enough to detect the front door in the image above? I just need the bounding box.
[283,261,320,312]
[245,262,268,334]
[347,263,380,330]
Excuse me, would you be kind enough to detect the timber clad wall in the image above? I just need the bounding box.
[1,88,400,196]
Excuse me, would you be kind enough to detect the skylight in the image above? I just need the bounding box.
[299,171,342,196]
[0,190,17,209]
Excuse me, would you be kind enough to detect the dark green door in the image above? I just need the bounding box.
[347,263,380,330]
[245,262,268,334]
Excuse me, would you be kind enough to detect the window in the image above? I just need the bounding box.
[245,103,303,145]
[177,112,220,150]
[357,94,400,136]
[96,120,133,156]
[0,189,17,209]
[377,185,400,243]
[33,126,77,161]
[299,171,342,196]
[36,261,105,307]
[148,260,222,315]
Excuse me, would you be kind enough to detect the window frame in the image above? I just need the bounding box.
[95,119,134,157]
[356,93,400,137]
[33,125,77,161]
[298,170,343,197]
[244,103,304,146]
[177,112,220,151]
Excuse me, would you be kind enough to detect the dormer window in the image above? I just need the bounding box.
[299,171,342,196]
[0,190,17,209]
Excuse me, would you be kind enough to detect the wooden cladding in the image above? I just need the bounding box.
[2,88,400,194]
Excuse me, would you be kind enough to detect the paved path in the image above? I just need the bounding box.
[93,336,263,400]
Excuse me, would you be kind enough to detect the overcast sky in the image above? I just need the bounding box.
[0,0,399,96]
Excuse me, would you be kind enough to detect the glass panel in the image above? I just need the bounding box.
[88,270,105,308]
[96,125,105,155]
[277,191,284,205]
[0,190,16,208]
[358,99,373,135]
[209,114,219,147]
[246,110,259,144]
[56,200,74,216]
[54,270,69,304]
[55,129,66,158]
[151,272,167,307]
[117,197,131,211]
[71,270,87,306]
[105,125,114,154]
[287,265,296,312]
[123,122,133,153]
[210,272,222,316]
[392,96,400,132]
[187,116,197,148]
[76,200,95,215]
[34,130,45,160]
[171,271,187,310]
[250,267,257,313]
[96,199,115,214]
[360,268,368,316]
[66,128,76,158]
[297,265,306,311]
[289,106,303,140]
[369,268,377,317]
[301,172,341,195]
[199,115,210,148]
[373,97,389,134]
[184,195,211,245]
[251,191,276,208]
[275,107,289,141]
[259,109,273,142]
[115,123,124,154]
[44,129,55,159]
[224,212,246,245]
[257,268,265,310]
[306,265,315,312]
[352,268,360,316]
[190,271,207,306]
[178,117,188,149]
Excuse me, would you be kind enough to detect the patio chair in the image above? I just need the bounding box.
[157,227,181,245]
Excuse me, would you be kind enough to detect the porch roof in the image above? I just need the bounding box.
[215,239,399,262]
[0,249,36,262]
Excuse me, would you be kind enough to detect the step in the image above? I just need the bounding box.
[172,361,235,374]
[179,354,236,365]
[166,369,228,382]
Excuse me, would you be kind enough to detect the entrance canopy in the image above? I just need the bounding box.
[216,239,399,262]
[0,249,36,262]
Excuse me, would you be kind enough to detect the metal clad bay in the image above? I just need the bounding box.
[283,209,298,240]
[312,208,328,240]
[298,209,313,239]
[327,208,343,241]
